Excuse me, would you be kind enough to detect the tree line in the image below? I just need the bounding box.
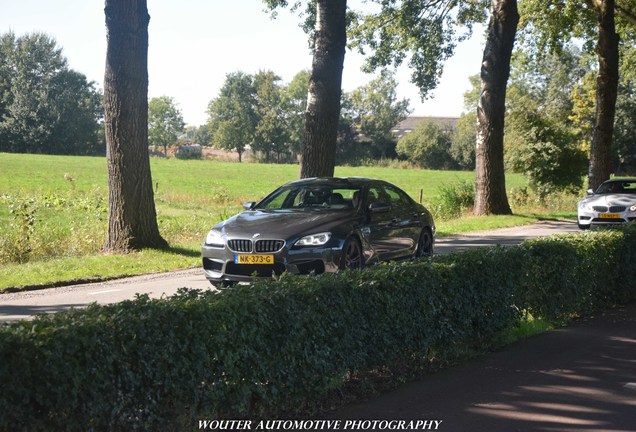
[3,0,636,251]
[0,32,103,155]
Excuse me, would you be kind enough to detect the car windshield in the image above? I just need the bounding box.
[256,185,361,210]
[595,181,636,194]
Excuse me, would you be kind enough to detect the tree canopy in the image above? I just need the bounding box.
[148,96,185,155]
[0,32,103,155]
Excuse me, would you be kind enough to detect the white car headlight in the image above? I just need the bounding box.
[205,230,224,247]
[295,232,331,247]
[578,201,591,211]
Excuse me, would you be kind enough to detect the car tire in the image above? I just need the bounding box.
[415,227,434,257]
[341,236,363,270]
[578,223,590,230]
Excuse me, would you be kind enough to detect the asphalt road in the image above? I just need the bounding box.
[0,220,580,321]
[327,301,636,432]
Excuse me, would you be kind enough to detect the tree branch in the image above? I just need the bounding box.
[616,1,636,26]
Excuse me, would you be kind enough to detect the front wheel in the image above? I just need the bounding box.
[415,228,433,258]
[340,237,363,270]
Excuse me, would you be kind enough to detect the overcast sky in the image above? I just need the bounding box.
[0,0,486,126]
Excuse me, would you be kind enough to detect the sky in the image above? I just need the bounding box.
[0,0,486,127]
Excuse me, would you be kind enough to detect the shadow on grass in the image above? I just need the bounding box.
[159,245,201,258]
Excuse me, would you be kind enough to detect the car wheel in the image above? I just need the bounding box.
[415,228,433,257]
[341,237,363,270]
[578,223,590,230]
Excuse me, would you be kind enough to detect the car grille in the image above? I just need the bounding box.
[255,239,285,252]
[228,239,253,252]
[227,239,285,253]
[593,205,627,212]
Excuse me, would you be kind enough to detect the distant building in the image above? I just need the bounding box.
[392,116,459,140]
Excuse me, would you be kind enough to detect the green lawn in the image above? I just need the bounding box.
[0,152,575,291]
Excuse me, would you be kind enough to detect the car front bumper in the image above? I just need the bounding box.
[577,210,636,228]
[201,241,344,285]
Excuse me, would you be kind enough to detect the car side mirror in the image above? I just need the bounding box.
[243,201,256,210]
[369,202,391,213]
[586,189,594,196]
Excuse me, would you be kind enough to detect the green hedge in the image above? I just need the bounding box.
[1,224,635,430]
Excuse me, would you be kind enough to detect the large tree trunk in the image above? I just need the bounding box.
[299,0,346,179]
[474,0,518,215]
[103,0,167,251]
[588,0,619,190]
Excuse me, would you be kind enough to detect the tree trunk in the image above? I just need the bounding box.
[474,0,518,215]
[103,0,167,251]
[588,0,619,190]
[299,0,346,179]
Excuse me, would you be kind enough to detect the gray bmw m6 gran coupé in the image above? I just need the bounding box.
[201,177,435,287]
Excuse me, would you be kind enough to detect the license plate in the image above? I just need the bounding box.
[599,213,620,219]
[234,254,274,264]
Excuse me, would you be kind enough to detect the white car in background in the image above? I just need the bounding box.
[577,178,636,229]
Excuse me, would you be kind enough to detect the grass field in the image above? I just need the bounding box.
[0,152,577,290]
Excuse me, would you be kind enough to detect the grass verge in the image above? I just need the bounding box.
[0,153,579,291]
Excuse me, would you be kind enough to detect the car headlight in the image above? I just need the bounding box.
[578,201,591,211]
[295,232,331,247]
[205,230,224,247]
[631,204,636,212]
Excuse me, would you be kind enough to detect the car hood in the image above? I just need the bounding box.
[215,209,355,239]
[581,193,636,207]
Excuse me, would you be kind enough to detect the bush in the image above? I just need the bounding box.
[1,224,635,430]
[431,180,475,220]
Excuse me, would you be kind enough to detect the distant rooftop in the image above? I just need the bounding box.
[392,116,459,140]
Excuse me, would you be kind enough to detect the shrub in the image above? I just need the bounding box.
[1,224,635,430]
[431,180,475,220]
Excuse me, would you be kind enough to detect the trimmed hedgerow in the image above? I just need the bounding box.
[0,224,635,430]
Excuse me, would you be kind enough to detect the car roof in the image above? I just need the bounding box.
[603,178,636,183]
[282,177,382,188]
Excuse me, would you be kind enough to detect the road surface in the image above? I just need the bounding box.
[0,220,580,321]
[328,301,636,432]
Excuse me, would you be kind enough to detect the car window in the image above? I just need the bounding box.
[596,181,636,194]
[367,186,390,206]
[383,185,412,207]
[257,186,360,210]
[258,188,294,209]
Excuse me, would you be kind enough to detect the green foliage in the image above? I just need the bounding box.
[504,46,588,196]
[396,120,455,169]
[450,112,476,170]
[0,192,106,265]
[252,71,292,162]
[1,225,634,429]
[207,72,258,161]
[1,196,37,263]
[0,32,103,155]
[344,70,411,159]
[431,180,475,220]
[282,70,310,154]
[506,112,587,198]
[206,70,308,163]
[148,96,185,155]
[349,0,488,100]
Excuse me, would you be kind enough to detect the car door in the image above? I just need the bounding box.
[365,185,416,261]
[382,184,421,258]
[364,186,394,261]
